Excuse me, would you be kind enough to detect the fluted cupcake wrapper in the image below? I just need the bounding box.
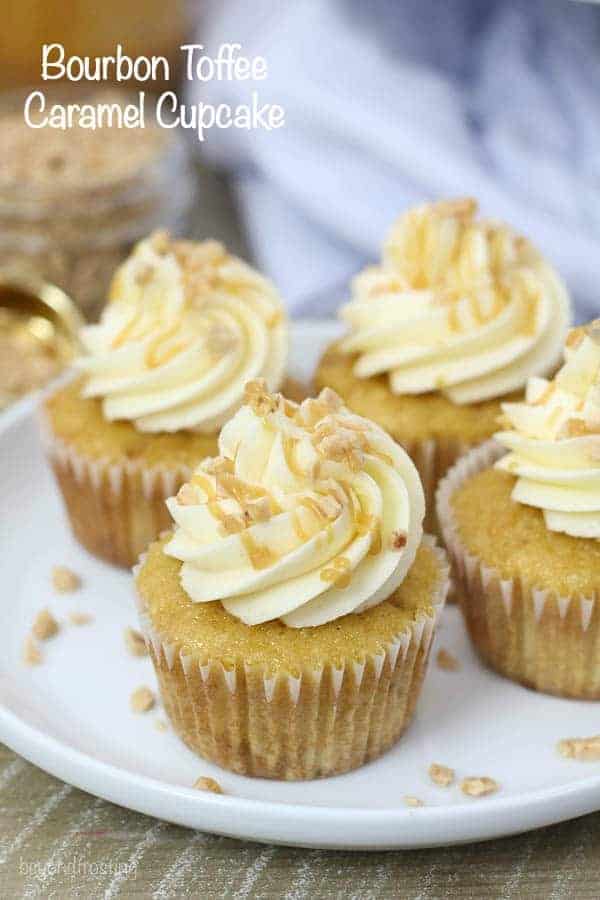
[39,407,191,568]
[133,537,450,780]
[401,435,472,538]
[401,435,473,606]
[437,440,600,699]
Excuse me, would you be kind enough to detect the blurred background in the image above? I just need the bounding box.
[1,0,599,405]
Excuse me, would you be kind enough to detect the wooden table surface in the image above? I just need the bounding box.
[3,166,600,899]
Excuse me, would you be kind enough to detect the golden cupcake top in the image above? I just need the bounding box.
[339,198,571,404]
[76,231,288,433]
[164,380,425,627]
[496,320,600,538]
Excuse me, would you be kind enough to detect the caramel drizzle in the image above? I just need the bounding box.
[187,400,391,586]
[203,456,234,476]
[111,307,150,349]
[354,510,383,556]
[342,484,381,558]
[282,398,297,418]
[367,443,394,467]
[291,510,309,542]
[334,418,366,432]
[520,294,539,338]
[468,296,485,325]
[353,505,383,557]
[282,434,305,478]
[194,470,280,563]
[193,469,280,535]
[297,495,331,522]
[467,293,499,328]
[111,258,184,349]
[111,300,190,367]
[191,473,216,498]
[367,275,407,297]
[191,473,226,525]
[565,418,600,438]
[444,283,507,336]
[241,532,277,570]
[218,473,272,506]
[292,492,341,543]
[267,308,283,328]
[319,419,394,468]
[320,557,352,589]
[369,521,383,556]
[547,405,566,434]
[144,320,188,368]
[567,326,586,350]
[447,304,461,333]
[531,381,556,406]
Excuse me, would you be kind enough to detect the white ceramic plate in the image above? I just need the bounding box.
[1,320,600,850]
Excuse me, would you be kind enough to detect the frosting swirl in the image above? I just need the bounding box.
[164,381,425,627]
[495,322,600,538]
[339,198,571,404]
[77,232,288,433]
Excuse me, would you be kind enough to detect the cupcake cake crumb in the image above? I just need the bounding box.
[436,648,460,671]
[130,686,155,713]
[32,609,59,641]
[558,736,600,761]
[68,611,94,626]
[124,627,148,658]
[429,763,455,787]
[154,719,169,733]
[460,777,499,797]
[23,635,42,666]
[403,796,424,808]
[193,776,223,794]
[52,566,81,593]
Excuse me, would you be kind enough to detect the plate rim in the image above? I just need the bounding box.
[3,697,600,850]
[2,318,600,850]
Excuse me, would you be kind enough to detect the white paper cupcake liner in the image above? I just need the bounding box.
[39,405,192,568]
[133,536,450,779]
[401,435,472,539]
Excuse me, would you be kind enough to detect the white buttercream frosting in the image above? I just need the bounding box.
[164,381,425,627]
[339,198,571,404]
[496,321,600,538]
[76,232,288,433]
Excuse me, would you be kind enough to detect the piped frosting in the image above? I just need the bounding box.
[76,232,288,433]
[164,381,425,627]
[495,321,600,538]
[339,198,571,404]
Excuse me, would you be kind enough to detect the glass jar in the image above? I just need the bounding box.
[0,85,196,319]
[0,272,84,411]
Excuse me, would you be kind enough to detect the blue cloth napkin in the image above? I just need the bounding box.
[192,0,600,321]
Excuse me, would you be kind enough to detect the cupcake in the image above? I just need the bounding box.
[134,381,449,779]
[316,198,571,533]
[41,232,288,567]
[437,322,600,698]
